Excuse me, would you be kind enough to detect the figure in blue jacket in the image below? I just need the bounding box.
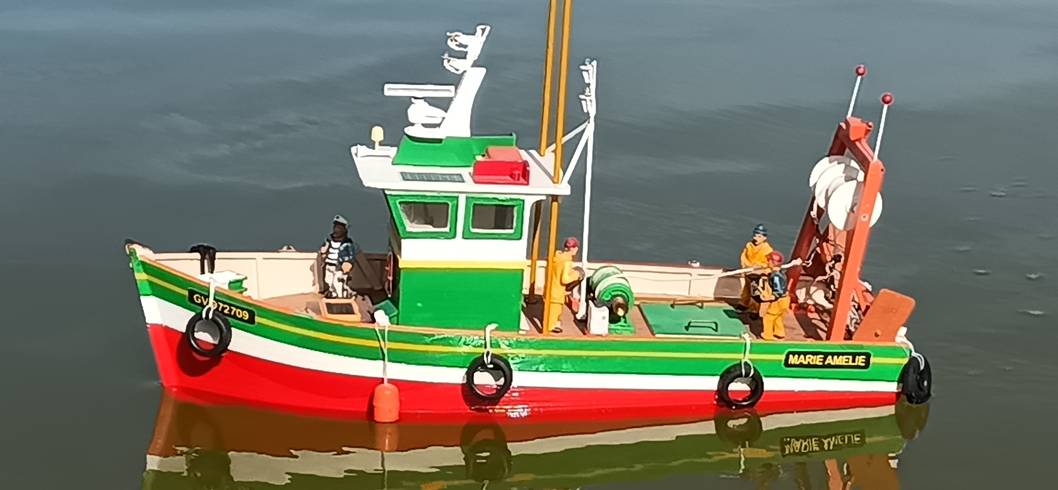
[318,215,358,298]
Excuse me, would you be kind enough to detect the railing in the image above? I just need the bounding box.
[525,261,744,301]
[151,251,388,300]
[151,249,741,302]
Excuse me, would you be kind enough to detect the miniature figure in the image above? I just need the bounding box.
[318,215,358,299]
[738,224,774,315]
[761,251,790,340]
[547,237,584,334]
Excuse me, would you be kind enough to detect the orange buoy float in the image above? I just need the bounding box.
[372,382,400,423]
[371,310,400,423]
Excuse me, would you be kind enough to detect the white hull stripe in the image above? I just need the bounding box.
[141,296,897,393]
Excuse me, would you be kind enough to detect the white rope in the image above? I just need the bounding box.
[738,445,746,474]
[483,323,498,367]
[372,310,392,383]
[204,276,217,320]
[601,259,804,284]
[896,331,925,370]
[740,332,754,377]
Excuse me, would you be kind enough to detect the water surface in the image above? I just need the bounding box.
[2,0,1057,487]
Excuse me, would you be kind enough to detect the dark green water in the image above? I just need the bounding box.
[2,0,1056,487]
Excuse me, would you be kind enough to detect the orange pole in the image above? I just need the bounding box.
[541,0,573,335]
[528,0,559,302]
[824,118,884,341]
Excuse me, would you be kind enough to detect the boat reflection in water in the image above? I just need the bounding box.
[142,391,929,489]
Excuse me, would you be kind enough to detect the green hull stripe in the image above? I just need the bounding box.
[133,259,908,381]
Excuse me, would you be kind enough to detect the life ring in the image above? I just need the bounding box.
[716,362,765,409]
[464,355,513,401]
[460,423,512,482]
[715,409,763,447]
[899,355,932,405]
[184,311,233,358]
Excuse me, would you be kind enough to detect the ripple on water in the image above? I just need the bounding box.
[959,186,977,193]
[953,245,973,253]
[972,269,991,276]
[1025,273,1044,281]
[989,190,1008,198]
[1019,309,1046,317]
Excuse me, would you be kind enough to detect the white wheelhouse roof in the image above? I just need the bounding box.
[350,144,571,196]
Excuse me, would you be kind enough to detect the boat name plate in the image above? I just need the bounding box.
[782,350,871,369]
[187,289,257,324]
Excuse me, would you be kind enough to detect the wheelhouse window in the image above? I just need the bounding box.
[386,194,458,239]
[470,203,516,232]
[463,196,524,240]
[399,201,450,231]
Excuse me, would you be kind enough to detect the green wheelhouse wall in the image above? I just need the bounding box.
[397,268,524,331]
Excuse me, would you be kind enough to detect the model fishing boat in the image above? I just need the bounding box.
[125,6,932,423]
[142,391,929,489]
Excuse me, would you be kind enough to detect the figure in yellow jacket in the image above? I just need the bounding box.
[738,224,774,313]
[761,251,790,340]
[546,237,584,334]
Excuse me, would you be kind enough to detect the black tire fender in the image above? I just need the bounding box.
[900,355,932,405]
[464,355,513,401]
[716,362,765,409]
[184,311,233,359]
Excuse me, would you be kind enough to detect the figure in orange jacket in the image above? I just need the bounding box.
[547,237,584,334]
[738,224,774,314]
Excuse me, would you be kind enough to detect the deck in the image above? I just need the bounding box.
[518,295,827,342]
[143,248,831,343]
[261,291,827,342]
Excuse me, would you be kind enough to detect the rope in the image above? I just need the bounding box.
[483,323,498,367]
[372,310,392,383]
[204,276,217,320]
[740,332,754,378]
[613,259,803,283]
[896,332,925,370]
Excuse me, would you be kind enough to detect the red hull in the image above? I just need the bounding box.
[149,324,898,423]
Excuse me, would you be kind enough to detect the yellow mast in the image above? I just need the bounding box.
[541,0,574,335]
[528,0,559,303]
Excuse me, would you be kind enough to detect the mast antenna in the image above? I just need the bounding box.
[874,92,893,158]
[846,64,867,118]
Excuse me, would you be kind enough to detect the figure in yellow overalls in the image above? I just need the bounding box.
[761,251,790,340]
[547,237,584,334]
[738,224,774,314]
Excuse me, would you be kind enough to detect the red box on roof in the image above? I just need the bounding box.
[485,146,524,162]
[473,146,529,185]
